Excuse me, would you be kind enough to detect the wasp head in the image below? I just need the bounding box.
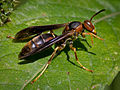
[83,9,105,35]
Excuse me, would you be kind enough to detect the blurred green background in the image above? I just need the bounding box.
[0,0,120,90]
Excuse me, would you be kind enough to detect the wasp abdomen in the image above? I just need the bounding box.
[19,33,54,59]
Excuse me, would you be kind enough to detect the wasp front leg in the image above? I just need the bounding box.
[82,32,104,45]
[69,44,93,72]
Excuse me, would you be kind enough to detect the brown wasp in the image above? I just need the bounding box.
[7,9,105,84]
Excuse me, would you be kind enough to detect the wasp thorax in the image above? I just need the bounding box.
[68,21,81,30]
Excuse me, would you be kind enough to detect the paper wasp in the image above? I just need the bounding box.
[7,9,105,84]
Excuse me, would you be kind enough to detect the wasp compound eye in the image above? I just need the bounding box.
[84,20,94,31]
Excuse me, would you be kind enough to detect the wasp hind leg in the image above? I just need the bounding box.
[31,46,65,84]
[7,35,15,39]
[69,44,93,72]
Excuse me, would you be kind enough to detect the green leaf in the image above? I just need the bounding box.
[104,71,120,90]
[0,0,120,90]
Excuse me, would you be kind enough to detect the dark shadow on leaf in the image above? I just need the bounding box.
[73,38,88,51]
[81,38,92,48]
[64,38,96,69]
[74,38,96,55]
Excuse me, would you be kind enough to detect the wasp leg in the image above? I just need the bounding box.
[6,35,15,39]
[69,44,93,72]
[82,32,104,45]
[31,46,64,84]
[50,30,56,38]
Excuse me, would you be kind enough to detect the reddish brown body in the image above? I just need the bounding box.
[7,9,105,84]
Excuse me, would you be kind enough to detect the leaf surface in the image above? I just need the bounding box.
[0,0,120,90]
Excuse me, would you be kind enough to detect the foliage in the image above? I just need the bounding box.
[0,0,120,90]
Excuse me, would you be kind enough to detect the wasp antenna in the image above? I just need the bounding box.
[90,9,105,21]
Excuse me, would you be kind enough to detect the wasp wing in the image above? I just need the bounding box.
[15,23,67,40]
[19,31,74,59]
